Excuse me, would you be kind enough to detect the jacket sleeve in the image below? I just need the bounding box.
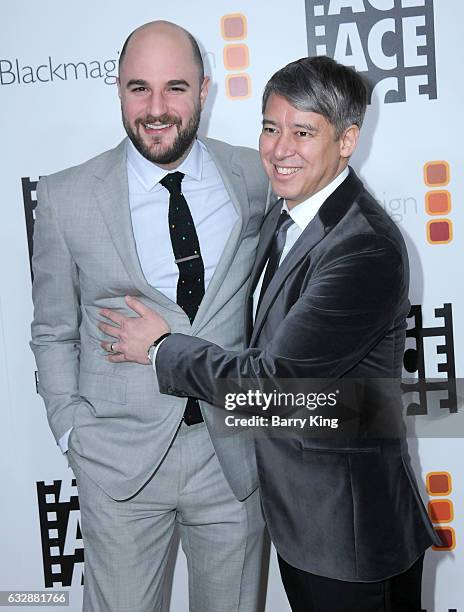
[156,233,406,409]
[30,176,85,442]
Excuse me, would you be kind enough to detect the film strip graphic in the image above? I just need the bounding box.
[21,176,39,280]
[422,609,459,612]
[36,479,84,588]
[424,160,453,244]
[221,14,251,99]
[23,176,45,394]
[426,471,456,552]
[402,303,457,415]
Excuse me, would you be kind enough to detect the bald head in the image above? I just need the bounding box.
[117,19,210,169]
[119,21,204,82]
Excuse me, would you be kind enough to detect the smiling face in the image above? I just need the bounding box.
[118,23,209,169]
[259,94,358,208]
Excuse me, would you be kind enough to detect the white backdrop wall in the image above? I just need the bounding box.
[0,1,462,610]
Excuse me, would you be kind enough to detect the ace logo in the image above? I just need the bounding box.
[402,303,457,416]
[305,0,437,103]
[22,176,39,279]
[37,479,84,588]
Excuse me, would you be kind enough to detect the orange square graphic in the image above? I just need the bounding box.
[425,190,451,215]
[426,472,452,496]
[432,527,456,551]
[224,44,249,71]
[226,74,251,99]
[221,14,247,40]
[428,499,454,523]
[423,161,450,186]
[427,219,453,244]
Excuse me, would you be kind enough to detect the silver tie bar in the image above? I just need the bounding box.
[175,254,201,264]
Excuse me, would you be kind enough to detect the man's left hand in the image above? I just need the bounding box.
[99,296,170,364]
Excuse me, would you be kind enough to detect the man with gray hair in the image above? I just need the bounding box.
[100,55,440,611]
[31,20,269,612]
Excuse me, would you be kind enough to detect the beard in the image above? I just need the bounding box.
[122,104,201,166]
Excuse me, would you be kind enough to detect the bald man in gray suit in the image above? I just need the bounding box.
[31,21,270,612]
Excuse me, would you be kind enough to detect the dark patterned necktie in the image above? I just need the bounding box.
[256,209,294,313]
[160,171,204,425]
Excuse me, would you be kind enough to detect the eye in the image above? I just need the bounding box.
[131,86,148,93]
[296,130,310,137]
[262,126,278,134]
[168,86,187,93]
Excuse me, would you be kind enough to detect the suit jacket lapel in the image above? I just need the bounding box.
[92,139,180,313]
[244,198,282,342]
[250,214,326,345]
[250,168,364,345]
[191,137,252,334]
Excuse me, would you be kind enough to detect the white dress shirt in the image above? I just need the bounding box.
[252,167,349,320]
[127,138,237,299]
[59,138,238,453]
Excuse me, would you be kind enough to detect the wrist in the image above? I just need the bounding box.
[147,332,171,364]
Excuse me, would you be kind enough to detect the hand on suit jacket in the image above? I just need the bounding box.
[99,296,170,364]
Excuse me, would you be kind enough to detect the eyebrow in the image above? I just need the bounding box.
[126,79,149,88]
[167,79,190,88]
[262,118,319,132]
[294,122,319,132]
[125,78,191,89]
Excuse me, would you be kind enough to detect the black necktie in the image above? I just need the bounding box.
[256,209,294,313]
[160,171,204,425]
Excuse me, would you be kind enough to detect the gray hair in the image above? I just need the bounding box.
[262,56,367,139]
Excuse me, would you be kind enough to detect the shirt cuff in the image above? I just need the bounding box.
[58,428,72,454]
[152,337,169,373]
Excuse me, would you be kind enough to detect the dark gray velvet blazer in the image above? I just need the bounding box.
[157,168,439,582]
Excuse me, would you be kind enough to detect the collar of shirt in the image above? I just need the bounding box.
[283,166,349,231]
[126,137,204,191]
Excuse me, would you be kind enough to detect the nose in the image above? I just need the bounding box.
[146,90,168,118]
[272,131,295,161]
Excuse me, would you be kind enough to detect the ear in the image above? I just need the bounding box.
[339,125,360,159]
[199,76,210,110]
[117,77,122,100]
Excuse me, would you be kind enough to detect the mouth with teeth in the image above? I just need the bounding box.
[144,122,175,132]
[136,115,180,135]
[274,165,301,176]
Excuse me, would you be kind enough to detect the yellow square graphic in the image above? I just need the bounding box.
[432,527,456,551]
[428,499,454,523]
[425,190,451,215]
[423,161,450,187]
[224,44,249,71]
[426,219,453,244]
[221,14,247,40]
[226,74,251,100]
[426,472,452,496]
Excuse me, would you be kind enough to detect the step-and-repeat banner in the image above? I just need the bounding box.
[1,1,462,610]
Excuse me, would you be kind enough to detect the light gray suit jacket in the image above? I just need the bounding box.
[31,136,270,501]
